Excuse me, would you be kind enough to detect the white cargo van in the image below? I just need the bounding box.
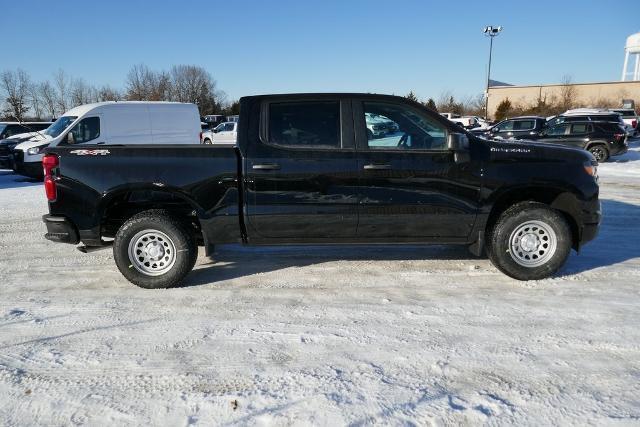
[13,101,200,178]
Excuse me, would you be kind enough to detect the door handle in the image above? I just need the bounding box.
[363,163,391,170]
[252,163,281,170]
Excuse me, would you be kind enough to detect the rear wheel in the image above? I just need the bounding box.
[203,138,212,145]
[588,145,609,162]
[488,202,572,280]
[113,210,197,289]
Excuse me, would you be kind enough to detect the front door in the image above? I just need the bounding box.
[354,99,481,239]
[244,98,359,240]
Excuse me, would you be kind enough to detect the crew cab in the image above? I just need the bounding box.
[41,93,601,288]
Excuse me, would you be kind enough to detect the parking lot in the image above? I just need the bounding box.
[1,140,640,424]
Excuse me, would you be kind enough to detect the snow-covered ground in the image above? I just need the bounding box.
[1,142,640,425]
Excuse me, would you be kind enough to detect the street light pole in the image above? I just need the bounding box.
[484,25,502,119]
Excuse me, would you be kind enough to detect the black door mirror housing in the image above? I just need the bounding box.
[447,133,469,151]
[447,133,470,163]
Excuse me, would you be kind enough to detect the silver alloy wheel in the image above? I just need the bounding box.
[589,146,606,162]
[127,229,177,276]
[508,220,558,268]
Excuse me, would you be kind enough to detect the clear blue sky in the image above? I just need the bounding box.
[3,0,638,102]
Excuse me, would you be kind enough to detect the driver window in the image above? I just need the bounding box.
[363,102,447,150]
[66,117,100,144]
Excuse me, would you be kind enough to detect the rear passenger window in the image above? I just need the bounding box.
[570,124,591,134]
[67,117,100,144]
[268,101,340,148]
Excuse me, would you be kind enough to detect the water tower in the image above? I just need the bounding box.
[621,32,640,81]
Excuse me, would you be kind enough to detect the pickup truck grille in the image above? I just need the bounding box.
[0,144,12,157]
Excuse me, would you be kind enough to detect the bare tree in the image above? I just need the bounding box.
[559,75,577,112]
[125,64,170,101]
[71,78,97,106]
[460,94,485,116]
[39,80,57,118]
[96,85,122,101]
[0,69,31,121]
[53,69,70,113]
[168,65,223,115]
[28,81,44,119]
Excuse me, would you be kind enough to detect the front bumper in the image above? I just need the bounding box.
[578,199,601,247]
[12,151,43,179]
[43,215,80,244]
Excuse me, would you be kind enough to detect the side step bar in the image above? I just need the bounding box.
[77,241,113,253]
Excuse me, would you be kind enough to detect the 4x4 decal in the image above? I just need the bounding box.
[69,149,110,156]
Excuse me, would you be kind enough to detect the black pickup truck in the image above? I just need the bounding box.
[42,94,601,288]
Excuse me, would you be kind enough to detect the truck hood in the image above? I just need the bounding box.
[485,138,593,163]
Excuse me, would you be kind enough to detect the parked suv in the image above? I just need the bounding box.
[475,116,547,140]
[548,110,628,133]
[539,121,628,162]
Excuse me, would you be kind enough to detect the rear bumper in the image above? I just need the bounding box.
[610,142,628,157]
[43,215,80,244]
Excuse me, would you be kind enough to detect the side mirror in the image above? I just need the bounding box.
[448,133,470,163]
[447,133,469,151]
[66,132,75,144]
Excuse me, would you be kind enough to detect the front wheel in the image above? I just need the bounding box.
[488,202,572,280]
[113,210,198,289]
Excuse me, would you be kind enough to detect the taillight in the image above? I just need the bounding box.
[632,119,637,129]
[43,154,59,201]
[199,131,203,142]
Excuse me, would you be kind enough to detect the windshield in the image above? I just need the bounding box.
[45,116,77,138]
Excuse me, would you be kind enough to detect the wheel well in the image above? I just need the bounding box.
[100,190,203,243]
[585,142,608,152]
[486,188,580,249]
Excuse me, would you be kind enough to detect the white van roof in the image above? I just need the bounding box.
[63,101,194,117]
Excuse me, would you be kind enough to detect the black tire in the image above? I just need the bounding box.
[204,138,212,145]
[588,145,609,162]
[487,202,572,280]
[113,210,198,289]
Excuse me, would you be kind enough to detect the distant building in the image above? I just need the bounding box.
[487,80,640,119]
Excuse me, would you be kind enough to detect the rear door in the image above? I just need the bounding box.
[353,99,480,239]
[244,98,359,240]
[564,123,593,149]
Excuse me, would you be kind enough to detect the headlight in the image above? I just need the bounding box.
[27,145,49,155]
[583,161,598,178]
